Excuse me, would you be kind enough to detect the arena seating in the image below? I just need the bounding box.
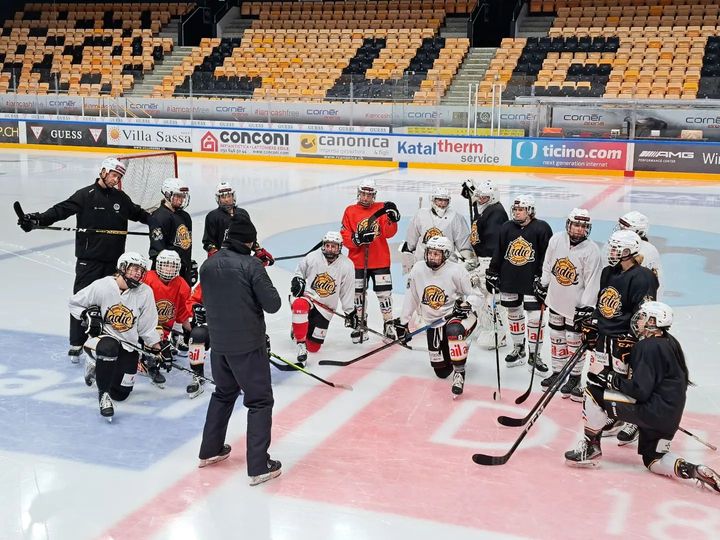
[0,2,193,96]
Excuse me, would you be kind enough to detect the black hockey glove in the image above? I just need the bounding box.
[192,303,206,326]
[581,318,599,351]
[18,212,40,233]
[587,370,621,391]
[383,201,401,223]
[460,180,475,200]
[485,269,500,294]
[290,276,306,297]
[393,318,411,343]
[189,260,199,286]
[344,308,359,329]
[81,305,103,337]
[533,276,548,305]
[573,305,595,332]
[452,299,472,319]
[157,339,174,371]
[352,229,376,246]
[613,334,637,365]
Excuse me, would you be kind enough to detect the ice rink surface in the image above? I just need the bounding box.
[1,148,719,540]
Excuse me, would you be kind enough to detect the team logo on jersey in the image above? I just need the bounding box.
[422,227,443,244]
[357,217,380,237]
[421,285,447,310]
[598,286,622,319]
[469,222,479,246]
[174,225,192,250]
[551,257,579,286]
[505,237,535,266]
[105,304,135,333]
[151,228,164,241]
[311,272,337,298]
[155,299,176,325]
[113,203,120,211]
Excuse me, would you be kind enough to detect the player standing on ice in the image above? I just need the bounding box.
[573,229,659,448]
[534,208,602,399]
[16,157,150,364]
[394,236,477,397]
[615,211,663,299]
[564,301,720,494]
[289,231,358,366]
[69,252,172,421]
[486,194,552,373]
[340,179,400,342]
[462,179,510,349]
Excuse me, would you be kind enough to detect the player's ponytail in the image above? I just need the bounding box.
[666,331,692,387]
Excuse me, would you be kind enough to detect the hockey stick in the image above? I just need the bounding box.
[515,303,545,405]
[358,243,370,344]
[319,316,448,367]
[678,427,718,452]
[303,294,412,350]
[472,344,587,466]
[497,344,588,427]
[274,240,323,262]
[13,201,149,236]
[491,290,502,401]
[268,352,353,390]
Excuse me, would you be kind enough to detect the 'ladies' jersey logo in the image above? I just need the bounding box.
[470,221,479,246]
[422,227,443,244]
[105,303,135,332]
[505,237,535,266]
[174,225,192,250]
[551,257,579,286]
[311,272,337,298]
[422,285,447,310]
[598,286,622,318]
[155,299,176,325]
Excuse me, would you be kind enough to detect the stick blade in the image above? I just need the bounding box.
[318,360,349,367]
[497,415,526,427]
[472,453,509,466]
[514,389,531,405]
[334,383,354,391]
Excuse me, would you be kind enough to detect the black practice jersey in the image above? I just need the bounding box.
[615,335,687,434]
[595,263,658,336]
[148,203,193,271]
[470,201,509,258]
[202,206,251,253]
[37,180,149,262]
[489,218,553,294]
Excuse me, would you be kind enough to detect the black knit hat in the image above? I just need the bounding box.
[226,213,257,244]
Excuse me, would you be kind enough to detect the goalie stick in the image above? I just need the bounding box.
[13,201,149,236]
[268,352,353,390]
[472,343,587,466]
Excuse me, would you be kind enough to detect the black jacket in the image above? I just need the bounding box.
[148,203,193,270]
[38,179,149,262]
[595,264,658,337]
[200,243,281,354]
[470,201,509,258]
[202,206,251,253]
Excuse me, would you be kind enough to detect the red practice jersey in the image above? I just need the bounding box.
[187,282,203,314]
[340,202,398,269]
[144,270,191,335]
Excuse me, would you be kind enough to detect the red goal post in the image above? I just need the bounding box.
[117,151,178,213]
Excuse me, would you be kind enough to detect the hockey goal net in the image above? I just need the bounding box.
[117,151,178,213]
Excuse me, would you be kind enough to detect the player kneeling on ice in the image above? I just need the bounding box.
[290,231,358,367]
[564,301,720,494]
[69,252,172,421]
[394,236,477,397]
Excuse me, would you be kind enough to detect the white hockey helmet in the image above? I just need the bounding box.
[155,249,181,282]
[357,179,377,207]
[430,187,451,217]
[512,194,535,223]
[616,211,649,239]
[606,229,640,266]
[162,177,190,209]
[566,207,592,244]
[425,235,452,270]
[631,300,673,338]
[321,230,343,262]
[117,251,148,289]
[472,179,497,205]
[215,181,236,208]
[100,157,126,178]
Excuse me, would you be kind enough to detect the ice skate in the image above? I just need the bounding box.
[560,374,581,398]
[541,371,563,389]
[505,342,526,367]
[68,345,83,364]
[249,459,282,486]
[451,370,465,398]
[570,383,585,402]
[601,419,624,438]
[199,444,231,468]
[564,435,602,467]
[138,359,166,388]
[186,375,205,399]
[351,328,368,344]
[99,392,114,422]
[527,351,548,375]
[84,357,96,387]
[383,320,397,342]
[296,341,308,367]
[617,423,639,446]
[676,459,720,494]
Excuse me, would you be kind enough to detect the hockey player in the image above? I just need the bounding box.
[143,249,194,390]
[534,208,602,399]
[394,236,477,396]
[463,179,510,349]
[69,252,172,421]
[576,229,659,446]
[340,179,400,342]
[564,301,720,495]
[290,231,358,366]
[616,211,663,299]
[17,157,150,363]
[148,178,196,286]
[486,194,552,373]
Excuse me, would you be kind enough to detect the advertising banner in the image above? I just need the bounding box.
[192,128,291,156]
[294,132,393,161]
[393,135,512,166]
[633,142,720,174]
[106,124,193,150]
[511,139,627,170]
[0,120,20,143]
[25,121,106,146]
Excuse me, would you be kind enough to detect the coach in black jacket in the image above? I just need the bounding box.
[198,213,283,484]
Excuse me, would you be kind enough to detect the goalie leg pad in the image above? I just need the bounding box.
[291,297,312,343]
[506,304,525,347]
[188,325,210,367]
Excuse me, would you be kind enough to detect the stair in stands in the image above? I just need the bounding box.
[516,15,555,38]
[440,15,469,38]
[125,45,194,97]
[220,17,255,40]
[441,47,496,105]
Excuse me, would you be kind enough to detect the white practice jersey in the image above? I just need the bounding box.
[541,232,602,321]
[405,208,472,261]
[296,250,355,321]
[69,276,160,352]
[639,239,663,300]
[402,259,473,324]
